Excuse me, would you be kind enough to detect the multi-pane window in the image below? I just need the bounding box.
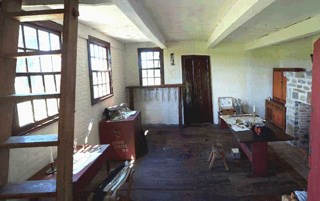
[13,23,61,135]
[138,48,164,86]
[87,36,112,105]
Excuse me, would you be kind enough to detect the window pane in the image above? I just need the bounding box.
[55,75,61,93]
[141,52,147,61]
[146,52,153,60]
[50,33,60,50]
[97,72,102,84]
[93,86,98,98]
[155,69,161,77]
[155,78,161,85]
[30,75,44,93]
[148,69,154,77]
[102,72,106,83]
[15,76,30,93]
[141,61,147,69]
[142,70,147,78]
[17,101,34,126]
[90,44,95,57]
[154,60,160,67]
[40,56,53,72]
[148,78,154,85]
[27,57,41,72]
[106,84,110,95]
[38,30,50,51]
[24,26,38,49]
[99,85,103,97]
[142,78,148,86]
[33,99,47,121]
[44,75,56,93]
[94,45,99,58]
[102,84,107,95]
[92,72,97,85]
[52,56,61,72]
[18,26,24,48]
[154,52,160,59]
[16,58,27,73]
[47,98,58,116]
[147,60,153,68]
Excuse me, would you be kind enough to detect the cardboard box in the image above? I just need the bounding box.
[218,97,235,115]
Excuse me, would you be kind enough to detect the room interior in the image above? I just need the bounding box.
[0,0,320,200]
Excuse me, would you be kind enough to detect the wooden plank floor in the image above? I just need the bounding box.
[91,125,308,201]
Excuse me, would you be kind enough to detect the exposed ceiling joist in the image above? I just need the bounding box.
[206,0,276,49]
[245,14,320,50]
[111,0,166,49]
[23,0,113,5]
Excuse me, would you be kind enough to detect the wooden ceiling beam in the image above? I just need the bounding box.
[111,0,166,49]
[207,0,275,49]
[245,14,320,50]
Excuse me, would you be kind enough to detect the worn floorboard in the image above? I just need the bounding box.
[92,125,307,201]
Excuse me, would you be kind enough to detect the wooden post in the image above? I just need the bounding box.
[0,0,21,187]
[56,0,79,200]
[178,86,182,128]
[128,88,134,110]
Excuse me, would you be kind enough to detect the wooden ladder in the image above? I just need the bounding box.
[0,0,79,200]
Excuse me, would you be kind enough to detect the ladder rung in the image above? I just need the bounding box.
[0,134,58,148]
[6,50,62,58]
[0,93,60,102]
[0,180,56,199]
[8,9,64,22]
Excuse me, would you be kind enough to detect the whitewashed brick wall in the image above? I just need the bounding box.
[8,23,127,183]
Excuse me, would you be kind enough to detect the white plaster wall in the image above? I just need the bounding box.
[125,40,279,124]
[8,23,127,182]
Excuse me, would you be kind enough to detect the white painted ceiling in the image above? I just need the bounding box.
[22,0,320,48]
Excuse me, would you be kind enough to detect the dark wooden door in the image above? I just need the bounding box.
[182,55,213,125]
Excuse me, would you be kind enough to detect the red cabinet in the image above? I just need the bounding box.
[99,111,142,160]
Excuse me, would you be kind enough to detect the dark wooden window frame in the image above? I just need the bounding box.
[138,47,164,86]
[13,22,62,135]
[87,36,113,105]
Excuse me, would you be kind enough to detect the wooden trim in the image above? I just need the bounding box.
[178,86,182,128]
[0,134,58,148]
[9,9,64,22]
[87,35,113,105]
[6,50,62,58]
[56,0,79,200]
[126,84,184,89]
[181,55,213,125]
[273,67,305,72]
[137,47,164,86]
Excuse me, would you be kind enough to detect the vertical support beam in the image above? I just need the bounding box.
[0,0,21,187]
[178,86,182,128]
[56,0,79,200]
[128,88,134,110]
[307,38,320,201]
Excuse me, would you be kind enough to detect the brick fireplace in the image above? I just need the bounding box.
[285,71,312,149]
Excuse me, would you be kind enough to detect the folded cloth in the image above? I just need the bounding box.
[294,191,307,201]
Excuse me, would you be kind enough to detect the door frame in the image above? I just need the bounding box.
[181,55,213,125]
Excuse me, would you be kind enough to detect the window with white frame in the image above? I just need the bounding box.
[138,48,164,86]
[87,36,113,105]
[13,23,61,135]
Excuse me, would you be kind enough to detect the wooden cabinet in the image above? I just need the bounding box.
[272,68,304,103]
[266,68,305,131]
[99,111,144,160]
[265,100,286,131]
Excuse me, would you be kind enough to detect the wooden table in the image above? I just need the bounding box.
[221,115,293,177]
[29,144,109,201]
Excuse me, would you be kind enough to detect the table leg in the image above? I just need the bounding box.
[251,142,268,177]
